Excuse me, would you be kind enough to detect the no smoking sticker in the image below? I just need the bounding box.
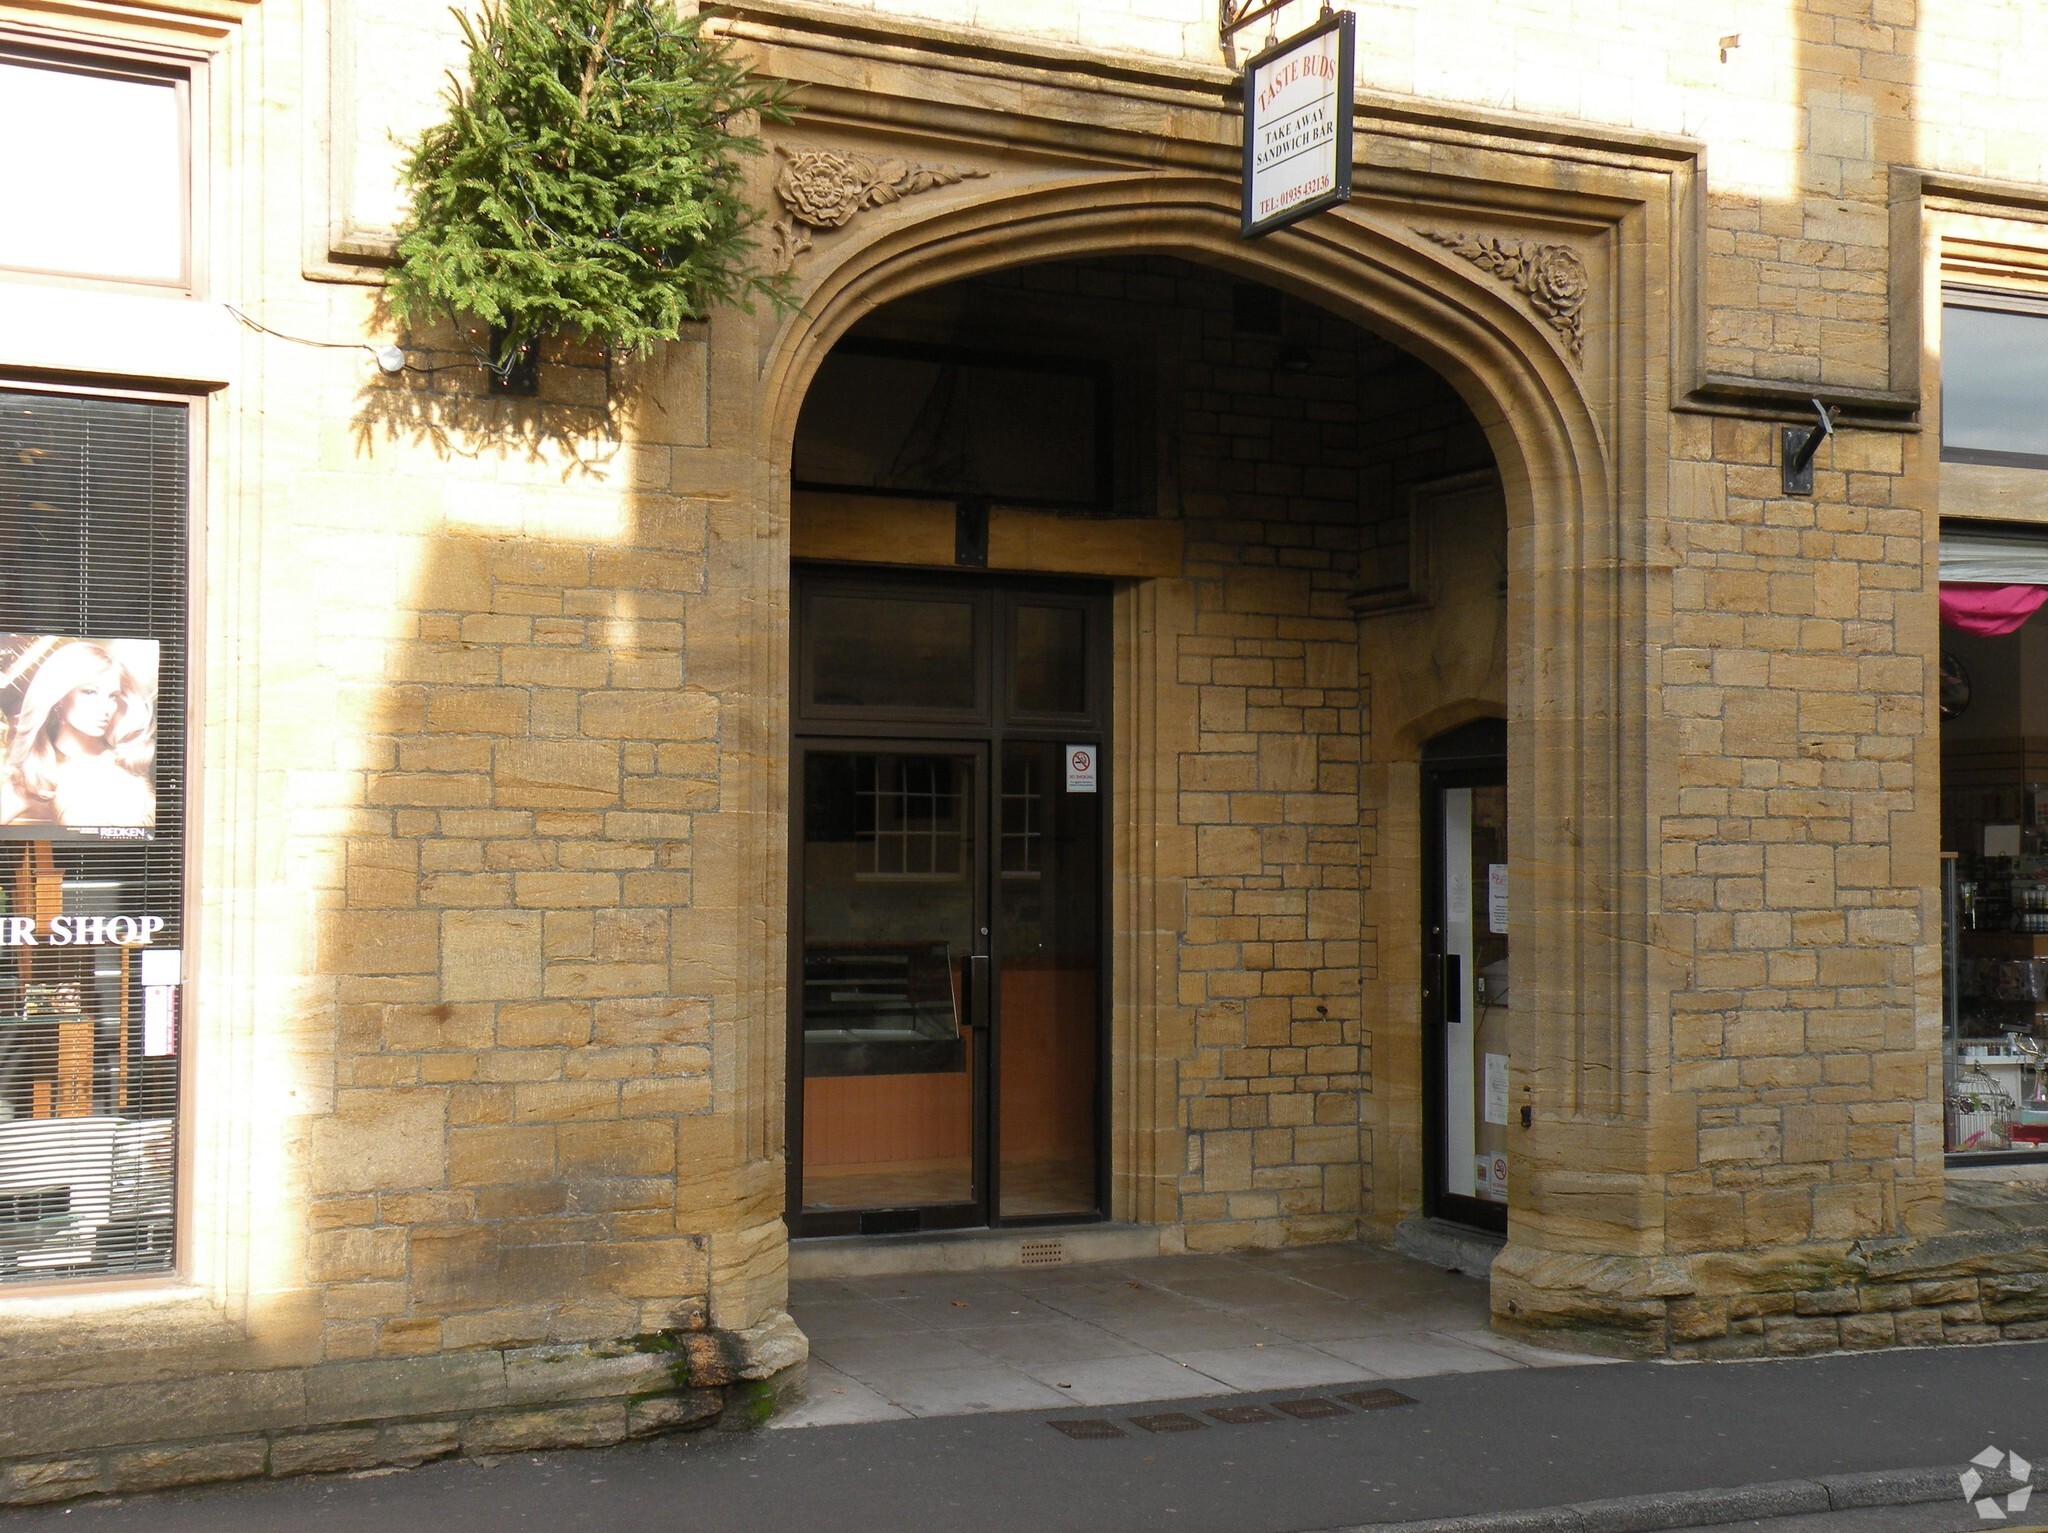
[1066,745,1097,793]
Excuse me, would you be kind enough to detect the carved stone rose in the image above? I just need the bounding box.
[766,147,991,267]
[777,151,869,230]
[1522,244,1589,328]
[1416,229,1591,364]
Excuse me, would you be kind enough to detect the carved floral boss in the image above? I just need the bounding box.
[1418,231,1590,365]
[769,146,989,264]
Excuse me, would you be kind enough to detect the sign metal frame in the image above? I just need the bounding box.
[1240,10,1355,239]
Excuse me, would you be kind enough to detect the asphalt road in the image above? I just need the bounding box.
[7,1342,2047,1533]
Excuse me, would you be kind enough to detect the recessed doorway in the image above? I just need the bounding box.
[1421,719,1511,1233]
[789,568,1109,1236]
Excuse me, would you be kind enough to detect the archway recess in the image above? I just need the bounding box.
[709,30,1682,1341]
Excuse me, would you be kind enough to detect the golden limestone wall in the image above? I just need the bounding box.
[1639,415,1938,1355]
[811,0,2038,389]
[1147,265,1489,1248]
[0,0,799,1502]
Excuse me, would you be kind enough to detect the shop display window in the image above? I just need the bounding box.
[0,389,188,1281]
[1940,521,2048,1157]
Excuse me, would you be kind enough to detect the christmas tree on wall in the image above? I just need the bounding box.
[389,0,792,376]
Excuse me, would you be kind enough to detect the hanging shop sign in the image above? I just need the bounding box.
[1241,10,1354,238]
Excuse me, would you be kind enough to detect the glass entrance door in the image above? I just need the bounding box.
[797,746,987,1230]
[790,571,1110,1236]
[1423,731,1510,1232]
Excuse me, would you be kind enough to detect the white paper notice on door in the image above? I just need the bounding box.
[1065,744,1098,793]
[1487,864,1508,935]
[1483,1052,1509,1126]
[143,985,176,1057]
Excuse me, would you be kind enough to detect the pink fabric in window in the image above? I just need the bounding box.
[1940,582,2048,635]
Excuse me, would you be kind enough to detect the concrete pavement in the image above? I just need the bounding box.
[786,1242,1604,1425]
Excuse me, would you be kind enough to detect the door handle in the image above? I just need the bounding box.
[964,953,991,1030]
[1441,953,1462,1024]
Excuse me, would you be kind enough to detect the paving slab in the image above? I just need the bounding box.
[783,1241,1564,1423]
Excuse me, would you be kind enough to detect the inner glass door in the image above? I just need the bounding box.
[790,570,1109,1236]
[798,746,986,1229]
[996,740,1100,1220]
[1424,744,1511,1232]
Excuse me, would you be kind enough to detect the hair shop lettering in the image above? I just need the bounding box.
[0,914,167,946]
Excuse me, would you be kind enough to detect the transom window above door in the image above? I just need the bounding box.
[795,576,1103,730]
[791,341,1112,512]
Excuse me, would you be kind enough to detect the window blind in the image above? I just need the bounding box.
[1940,528,2048,586]
[0,390,187,1284]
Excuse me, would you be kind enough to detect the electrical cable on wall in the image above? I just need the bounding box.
[222,305,465,376]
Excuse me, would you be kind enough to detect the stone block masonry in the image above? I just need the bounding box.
[0,1321,804,1507]
[1495,1187,2048,1360]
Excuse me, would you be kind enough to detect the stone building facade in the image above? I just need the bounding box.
[1,0,2047,1503]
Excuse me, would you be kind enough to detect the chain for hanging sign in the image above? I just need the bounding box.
[1221,0,1338,65]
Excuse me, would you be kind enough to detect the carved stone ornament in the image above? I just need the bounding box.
[1417,231,1589,364]
[767,147,990,266]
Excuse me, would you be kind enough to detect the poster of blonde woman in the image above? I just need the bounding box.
[0,635,159,838]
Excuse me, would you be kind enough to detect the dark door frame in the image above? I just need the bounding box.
[787,564,1113,1238]
[1420,720,1509,1235]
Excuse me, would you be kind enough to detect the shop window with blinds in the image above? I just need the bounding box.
[0,390,187,1283]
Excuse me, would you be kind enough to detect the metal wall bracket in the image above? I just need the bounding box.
[486,327,541,397]
[1220,0,1331,65]
[1781,396,1835,495]
[954,498,989,567]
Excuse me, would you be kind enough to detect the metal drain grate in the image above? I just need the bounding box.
[1270,1397,1349,1420]
[1339,1387,1418,1411]
[1019,1237,1066,1267]
[1049,1418,1126,1440]
[1130,1412,1208,1433]
[1205,1404,1278,1425]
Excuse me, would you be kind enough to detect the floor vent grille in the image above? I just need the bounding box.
[1019,1237,1066,1267]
